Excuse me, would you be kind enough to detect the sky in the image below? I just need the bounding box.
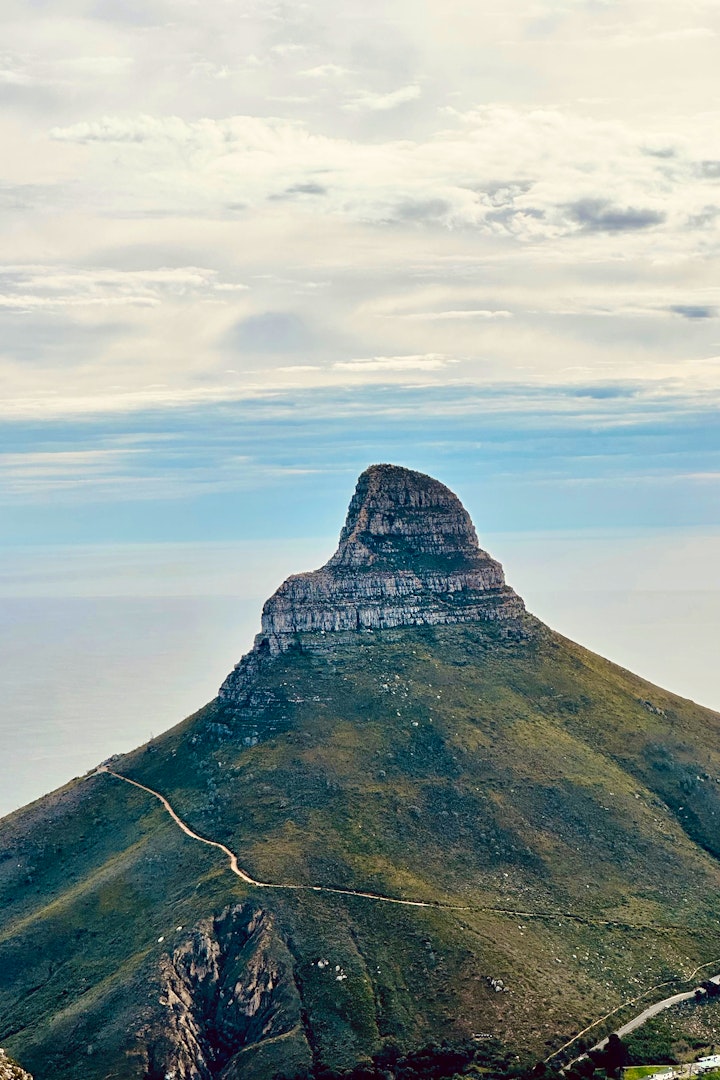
[1,0,720,813]
[2,0,720,541]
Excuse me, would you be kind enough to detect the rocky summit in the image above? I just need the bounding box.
[3,465,720,1080]
[260,464,524,643]
[220,465,526,708]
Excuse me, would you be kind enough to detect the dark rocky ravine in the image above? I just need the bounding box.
[142,905,310,1080]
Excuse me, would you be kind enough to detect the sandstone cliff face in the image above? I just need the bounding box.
[328,463,489,569]
[220,464,526,704]
[260,463,525,644]
[143,905,310,1080]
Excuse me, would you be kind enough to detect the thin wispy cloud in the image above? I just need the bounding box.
[0,265,247,312]
[299,64,352,78]
[343,84,422,112]
[333,354,455,371]
[395,310,513,321]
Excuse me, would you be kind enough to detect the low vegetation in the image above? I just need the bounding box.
[3,624,720,1078]
[621,997,720,1065]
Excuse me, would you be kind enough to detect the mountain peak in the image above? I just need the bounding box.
[221,465,527,678]
[330,464,482,570]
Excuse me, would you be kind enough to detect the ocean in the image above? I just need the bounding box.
[1,532,718,818]
[0,596,258,817]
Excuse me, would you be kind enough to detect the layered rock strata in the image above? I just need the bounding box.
[220,465,526,704]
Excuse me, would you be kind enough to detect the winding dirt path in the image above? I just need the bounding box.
[98,768,720,934]
[99,766,720,1063]
[99,767,439,909]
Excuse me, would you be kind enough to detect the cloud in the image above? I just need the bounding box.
[2,382,719,529]
[333,354,456,371]
[0,265,246,312]
[0,448,143,497]
[0,293,159,310]
[7,0,720,438]
[687,205,720,228]
[654,27,716,41]
[41,106,717,245]
[59,55,135,76]
[642,146,676,159]
[284,181,326,195]
[269,180,328,200]
[343,84,421,112]
[566,198,665,232]
[50,114,193,143]
[0,182,59,212]
[226,311,316,353]
[0,67,39,87]
[567,385,639,399]
[89,0,173,26]
[270,43,306,58]
[277,364,321,372]
[669,304,717,319]
[299,64,351,78]
[394,309,513,321]
[387,197,451,224]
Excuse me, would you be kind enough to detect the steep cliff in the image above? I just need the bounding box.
[263,463,524,639]
[220,464,527,708]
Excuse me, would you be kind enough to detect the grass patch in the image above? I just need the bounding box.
[624,1066,674,1079]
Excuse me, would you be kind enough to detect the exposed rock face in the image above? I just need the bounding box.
[262,464,524,642]
[0,1051,32,1080]
[220,465,526,702]
[329,462,490,570]
[142,905,310,1080]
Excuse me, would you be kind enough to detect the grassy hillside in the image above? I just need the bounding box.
[2,622,720,1078]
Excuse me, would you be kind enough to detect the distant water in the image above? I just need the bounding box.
[0,597,258,817]
[1,533,719,819]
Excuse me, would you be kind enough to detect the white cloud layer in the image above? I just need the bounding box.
[1,0,720,418]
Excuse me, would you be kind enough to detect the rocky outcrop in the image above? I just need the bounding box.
[142,905,310,1080]
[329,463,493,570]
[261,464,524,643]
[220,465,526,703]
[0,1051,32,1080]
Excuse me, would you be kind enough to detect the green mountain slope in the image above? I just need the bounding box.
[2,466,720,1079]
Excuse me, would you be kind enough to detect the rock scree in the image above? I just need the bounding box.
[0,1051,32,1080]
[220,464,526,705]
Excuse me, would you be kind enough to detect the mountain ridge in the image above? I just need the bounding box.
[2,464,720,1080]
